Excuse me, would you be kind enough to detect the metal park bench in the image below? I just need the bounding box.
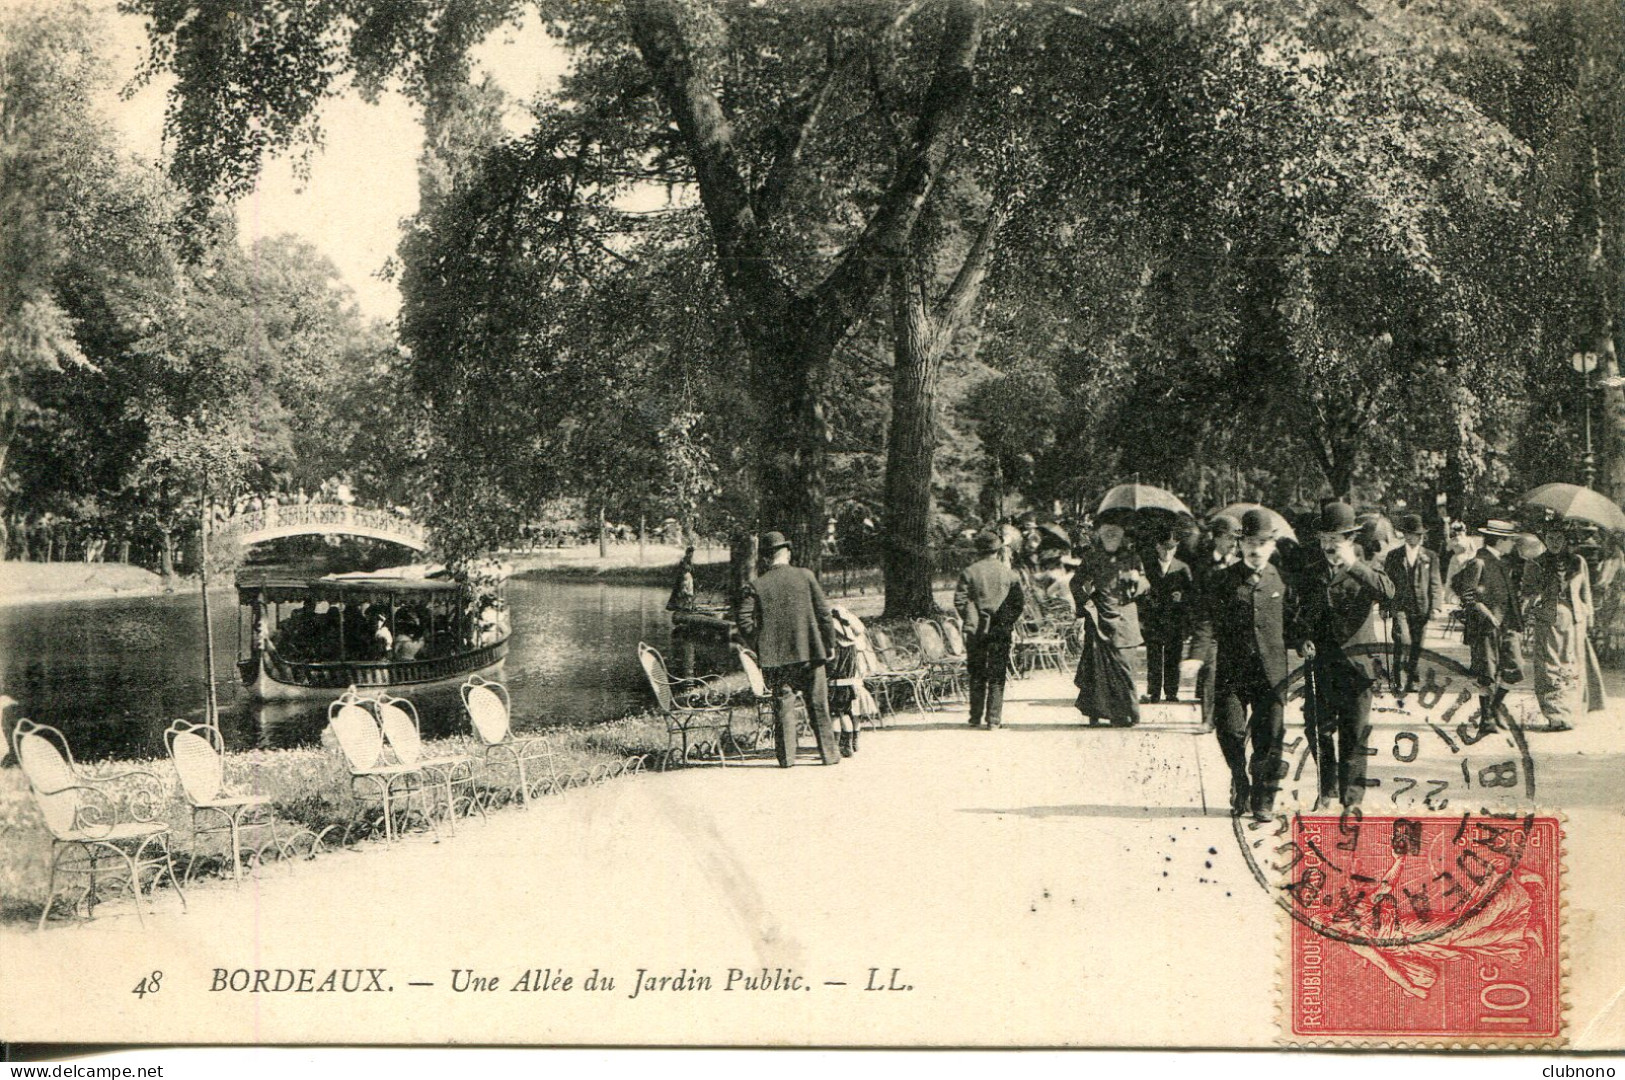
[637,642,737,769]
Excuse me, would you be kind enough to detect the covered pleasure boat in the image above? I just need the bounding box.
[236,567,510,701]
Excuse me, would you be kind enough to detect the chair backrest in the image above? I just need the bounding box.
[165,720,225,805]
[462,676,512,746]
[374,694,424,766]
[938,616,967,656]
[328,688,386,771]
[914,619,950,662]
[13,719,81,838]
[637,643,675,714]
[734,645,769,698]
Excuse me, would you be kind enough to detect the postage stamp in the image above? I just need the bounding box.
[1285,814,1563,1045]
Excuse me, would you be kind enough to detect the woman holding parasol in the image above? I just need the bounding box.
[1518,484,1617,731]
[1070,485,1188,726]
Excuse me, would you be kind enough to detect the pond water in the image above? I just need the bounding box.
[0,576,733,762]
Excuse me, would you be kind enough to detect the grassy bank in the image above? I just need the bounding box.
[0,562,169,607]
[0,713,670,927]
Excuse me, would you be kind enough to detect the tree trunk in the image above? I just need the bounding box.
[753,346,831,573]
[598,503,608,559]
[881,200,1003,618]
[729,529,759,618]
[160,529,176,589]
[1328,443,1357,504]
[882,270,942,618]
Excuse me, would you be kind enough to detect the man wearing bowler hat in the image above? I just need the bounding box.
[1298,501,1395,810]
[1383,512,1444,693]
[1212,509,1295,818]
[736,531,842,767]
[954,529,1025,728]
[1188,514,1240,730]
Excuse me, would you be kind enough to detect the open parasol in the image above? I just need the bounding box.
[1097,483,1192,521]
[1214,502,1297,542]
[1519,483,1625,534]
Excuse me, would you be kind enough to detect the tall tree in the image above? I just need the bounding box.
[128,0,990,568]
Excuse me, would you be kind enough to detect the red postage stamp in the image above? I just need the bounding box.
[1286,814,1562,1044]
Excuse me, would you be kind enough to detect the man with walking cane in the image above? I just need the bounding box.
[1212,510,1296,819]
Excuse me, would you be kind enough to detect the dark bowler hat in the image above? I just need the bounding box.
[760,530,792,552]
[1315,501,1361,536]
[975,529,1005,554]
[1397,512,1426,535]
[1239,508,1277,540]
[1206,515,1239,538]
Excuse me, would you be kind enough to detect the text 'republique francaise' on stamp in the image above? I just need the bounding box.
[1230,643,1565,1046]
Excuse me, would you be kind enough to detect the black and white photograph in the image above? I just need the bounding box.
[1,0,1623,1054]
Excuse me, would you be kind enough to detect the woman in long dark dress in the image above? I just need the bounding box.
[1071,520,1150,726]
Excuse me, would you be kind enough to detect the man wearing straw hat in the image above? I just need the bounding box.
[954,529,1026,729]
[1212,509,1294,818]
[1298,501,1395,811]
[737,531,842,767]
[1455,516,1524,731]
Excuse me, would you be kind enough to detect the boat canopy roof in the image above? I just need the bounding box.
[237,570,466,605]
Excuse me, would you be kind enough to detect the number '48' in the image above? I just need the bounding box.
[132,971,163,998]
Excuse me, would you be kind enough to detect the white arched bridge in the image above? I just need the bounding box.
[219,503,429,552]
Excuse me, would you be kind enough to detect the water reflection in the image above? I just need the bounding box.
[0,577,735,762]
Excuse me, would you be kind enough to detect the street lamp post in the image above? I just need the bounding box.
[1573,351,1599,488]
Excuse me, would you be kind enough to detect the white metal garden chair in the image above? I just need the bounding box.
[461,675,560,808]
[373,691,484,834]
[326,687,431,845]
[165,719,286,884]
[12,719,186,930]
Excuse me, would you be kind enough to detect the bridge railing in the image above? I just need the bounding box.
[221,503,429,548]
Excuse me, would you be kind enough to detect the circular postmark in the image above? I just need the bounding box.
[1232,642,1538,948]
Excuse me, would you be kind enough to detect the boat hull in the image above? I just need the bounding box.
[240,637,511,701]
[671,610,736,638]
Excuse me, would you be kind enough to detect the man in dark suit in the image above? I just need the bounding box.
[1455,517,1522,731]
[954,529,1025,729]
[1383,512,1444,693]
[1298,501,1396,810]
[1141,522,1193,704]
[1188,515,1239,730]
[1213,509,1295,819]
[736,531,841,767]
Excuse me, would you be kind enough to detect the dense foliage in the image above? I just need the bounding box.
[4,0,1623,604]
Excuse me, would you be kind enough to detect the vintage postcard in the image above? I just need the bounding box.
[2,0,1624,1053]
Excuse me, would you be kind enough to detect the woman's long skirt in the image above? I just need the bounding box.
[1531,604,1608,728]
[1531,605,1581,728]
[1074,606,1140,726]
